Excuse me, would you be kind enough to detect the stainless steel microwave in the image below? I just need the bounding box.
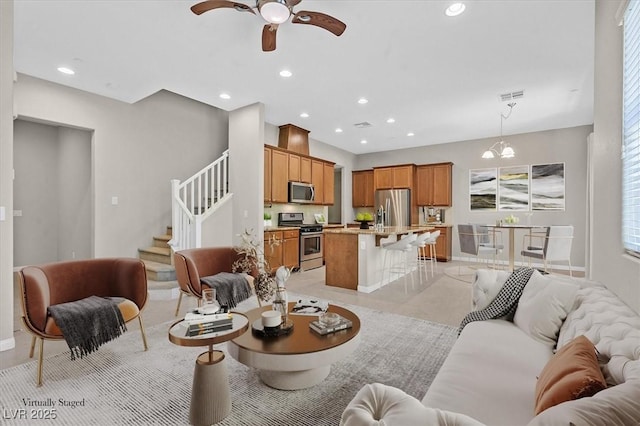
[289,181,315,204]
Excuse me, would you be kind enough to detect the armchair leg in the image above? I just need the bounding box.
[138,316,149,351]
[36,338,44,387]
[29,336,36,358]
[174,292,184,317]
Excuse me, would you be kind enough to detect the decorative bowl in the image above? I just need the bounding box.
[319,312,341,327]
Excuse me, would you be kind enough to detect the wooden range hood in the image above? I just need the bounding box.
[278,124,310,156]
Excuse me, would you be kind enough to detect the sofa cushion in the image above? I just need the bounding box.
[471,269,510,310]
[341,383,485,426]
[514,270,579,347]
[534,335,607,415]
[423,320,553,426]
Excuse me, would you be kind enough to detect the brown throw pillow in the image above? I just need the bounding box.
[535,335,607,415]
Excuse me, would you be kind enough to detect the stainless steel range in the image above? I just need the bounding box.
[277,213,324,271]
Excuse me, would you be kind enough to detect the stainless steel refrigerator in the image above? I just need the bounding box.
[375,189,411,227]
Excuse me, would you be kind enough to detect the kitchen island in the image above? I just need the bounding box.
[323,226,433,292]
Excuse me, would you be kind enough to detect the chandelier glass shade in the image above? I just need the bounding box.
[259,0,291,24]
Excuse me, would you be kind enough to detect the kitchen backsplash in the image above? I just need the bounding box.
[265,204,328,225]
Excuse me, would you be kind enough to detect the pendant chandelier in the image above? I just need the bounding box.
[482,103,516,159]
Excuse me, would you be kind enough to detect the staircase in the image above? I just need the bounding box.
[138,226,179,300]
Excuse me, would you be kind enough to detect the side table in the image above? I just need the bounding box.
[168,313,249,426]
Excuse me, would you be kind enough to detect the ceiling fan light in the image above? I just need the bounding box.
[482,150,495,159]
[259,1,290,24]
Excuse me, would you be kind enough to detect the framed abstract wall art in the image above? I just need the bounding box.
[531,163,565,210]
[498,165,530,211]
[469,168,497,211]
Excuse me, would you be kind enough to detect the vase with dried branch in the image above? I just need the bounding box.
[232,229,279,303]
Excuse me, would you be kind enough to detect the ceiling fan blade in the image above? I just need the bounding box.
[262,24,278,52]
[191,0,255,16]
[292,10,346,36]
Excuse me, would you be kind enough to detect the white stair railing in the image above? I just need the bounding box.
[169,150,231,252]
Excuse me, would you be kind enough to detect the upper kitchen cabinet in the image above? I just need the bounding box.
[288,153,300,182]
[264,148,289,203]
[278,124,310,155]
[323,162,335,205]
[373,165,415,190]
[300,157,312,183]
[415,162,453,206]
[352,170,374,207]
[264,147,272,203]
[311,159,324,204]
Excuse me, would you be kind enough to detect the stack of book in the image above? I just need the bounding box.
[309,314,353,335]
[182,310,233,337]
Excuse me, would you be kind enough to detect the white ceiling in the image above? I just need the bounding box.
[13,0,595,155]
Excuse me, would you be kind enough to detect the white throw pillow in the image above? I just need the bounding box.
[514,270,579,347]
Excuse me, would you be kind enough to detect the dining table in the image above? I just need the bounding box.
[484,224,546,271]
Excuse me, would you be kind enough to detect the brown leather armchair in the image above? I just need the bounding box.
[173,246,261,316]
[17,258,149,386]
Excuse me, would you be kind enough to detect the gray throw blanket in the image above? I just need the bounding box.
[458,267,535,335]
[47,295,127,360]
[200,272,252,309]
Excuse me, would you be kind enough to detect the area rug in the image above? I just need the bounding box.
[0,299,457,425]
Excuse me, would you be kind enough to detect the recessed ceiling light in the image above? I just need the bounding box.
[407,132,415,137]
[219,93,231,100]
[300,112,309,118]
[335,128,343,133]
[360,140,367,144]
[357,98,368,105]
[386,118,395,124]
[445,3,466,17]
[57,67,75,75]
[279,69,292,78]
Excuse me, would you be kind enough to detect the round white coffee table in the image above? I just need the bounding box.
[228,303,360,390]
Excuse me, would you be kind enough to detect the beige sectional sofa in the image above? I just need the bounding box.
[341,269,640,425]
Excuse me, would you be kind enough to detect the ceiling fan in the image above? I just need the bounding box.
[190,0,347,52]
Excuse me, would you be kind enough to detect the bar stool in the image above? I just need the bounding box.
[424,230,440,277]
[381,233,418,293]
[411,231,431,283]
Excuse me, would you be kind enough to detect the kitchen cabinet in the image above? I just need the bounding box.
[264,147,272,203]
[416,163,453,206]
[323,162,335,205]
[288,153,300,182]
[264,230,299,272]
[352,170,374,207]
[300,157,312,183]
[373,165,414,190]
[433,226,452,262]
[311,159,324,204]
[271,149,289,203]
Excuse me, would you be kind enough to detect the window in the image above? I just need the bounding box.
[623,0,640,258]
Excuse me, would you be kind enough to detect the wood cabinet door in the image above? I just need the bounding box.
[300,157,312,183]
[271,150,289,203]
[282,235,299,270]
[311,159,324,204]
[264,231,283,272]
[323,162,335,205]
[288,153,300,182]
[264,147,272,202]
[364,170,374,206]
[352,170,374,207]
[415,166,434,206]
[434,227,451,261]
[432,164,452,206]
[374,168,393,190]
[393,165,413,189]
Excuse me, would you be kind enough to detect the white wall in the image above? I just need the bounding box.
[355,125,591,269]
[13,75,229,258]
[591,0,640,312]
[0,0,15,351]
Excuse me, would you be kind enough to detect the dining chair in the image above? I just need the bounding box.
[521,225,574,276]
[457,224,503,270]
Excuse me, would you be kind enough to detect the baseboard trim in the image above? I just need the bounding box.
[0,336,16,352]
